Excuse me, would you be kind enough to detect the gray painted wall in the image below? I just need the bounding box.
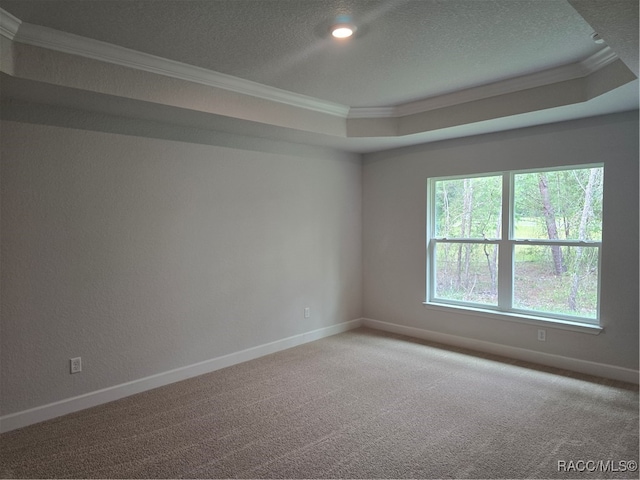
[1,110,638,420]
[362,111,639,370]
[0,120,362,415]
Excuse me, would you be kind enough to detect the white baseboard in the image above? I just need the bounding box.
[0,319,363,433]
[362,318,639,384]
[4,317,634,433]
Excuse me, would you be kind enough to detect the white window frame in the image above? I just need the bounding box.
[425,164,603,332]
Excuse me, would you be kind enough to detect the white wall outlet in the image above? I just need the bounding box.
[537,329,546,342]
[304,307,310,318]
[70,357,82,374]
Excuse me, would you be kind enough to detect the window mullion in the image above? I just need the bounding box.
[497,172,512,311]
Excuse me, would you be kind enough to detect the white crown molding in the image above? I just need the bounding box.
[580,46,619,72]
[349,47,619,119]
[0,7,21,40]
[7,12,349,118]
[396,62,587,117]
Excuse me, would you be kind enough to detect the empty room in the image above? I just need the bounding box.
[0,1,638,478]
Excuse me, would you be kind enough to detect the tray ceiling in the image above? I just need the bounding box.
[0,0,637,152]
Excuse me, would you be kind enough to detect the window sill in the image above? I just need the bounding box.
[422,302,603,335]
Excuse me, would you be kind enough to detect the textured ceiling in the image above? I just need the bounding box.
[569,0,639,77]
[0,0,605,108]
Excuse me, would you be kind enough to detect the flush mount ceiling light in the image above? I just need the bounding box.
[331,23,356,38]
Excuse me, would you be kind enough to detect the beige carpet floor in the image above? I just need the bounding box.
[1,327,638,479]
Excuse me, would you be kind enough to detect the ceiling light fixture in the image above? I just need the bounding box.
[331,23,356,38]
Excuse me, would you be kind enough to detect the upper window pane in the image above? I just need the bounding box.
[514,167,603,241]
[434,176,502,239]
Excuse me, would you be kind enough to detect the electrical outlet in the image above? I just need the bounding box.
[537,329,546,342]
[304,307,310,318]
[70,357,82,374]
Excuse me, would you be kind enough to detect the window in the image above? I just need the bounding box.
[426,165,603,326]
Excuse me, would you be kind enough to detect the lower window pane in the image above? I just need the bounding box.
[434,242,498,306]
[514,245,599,319]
